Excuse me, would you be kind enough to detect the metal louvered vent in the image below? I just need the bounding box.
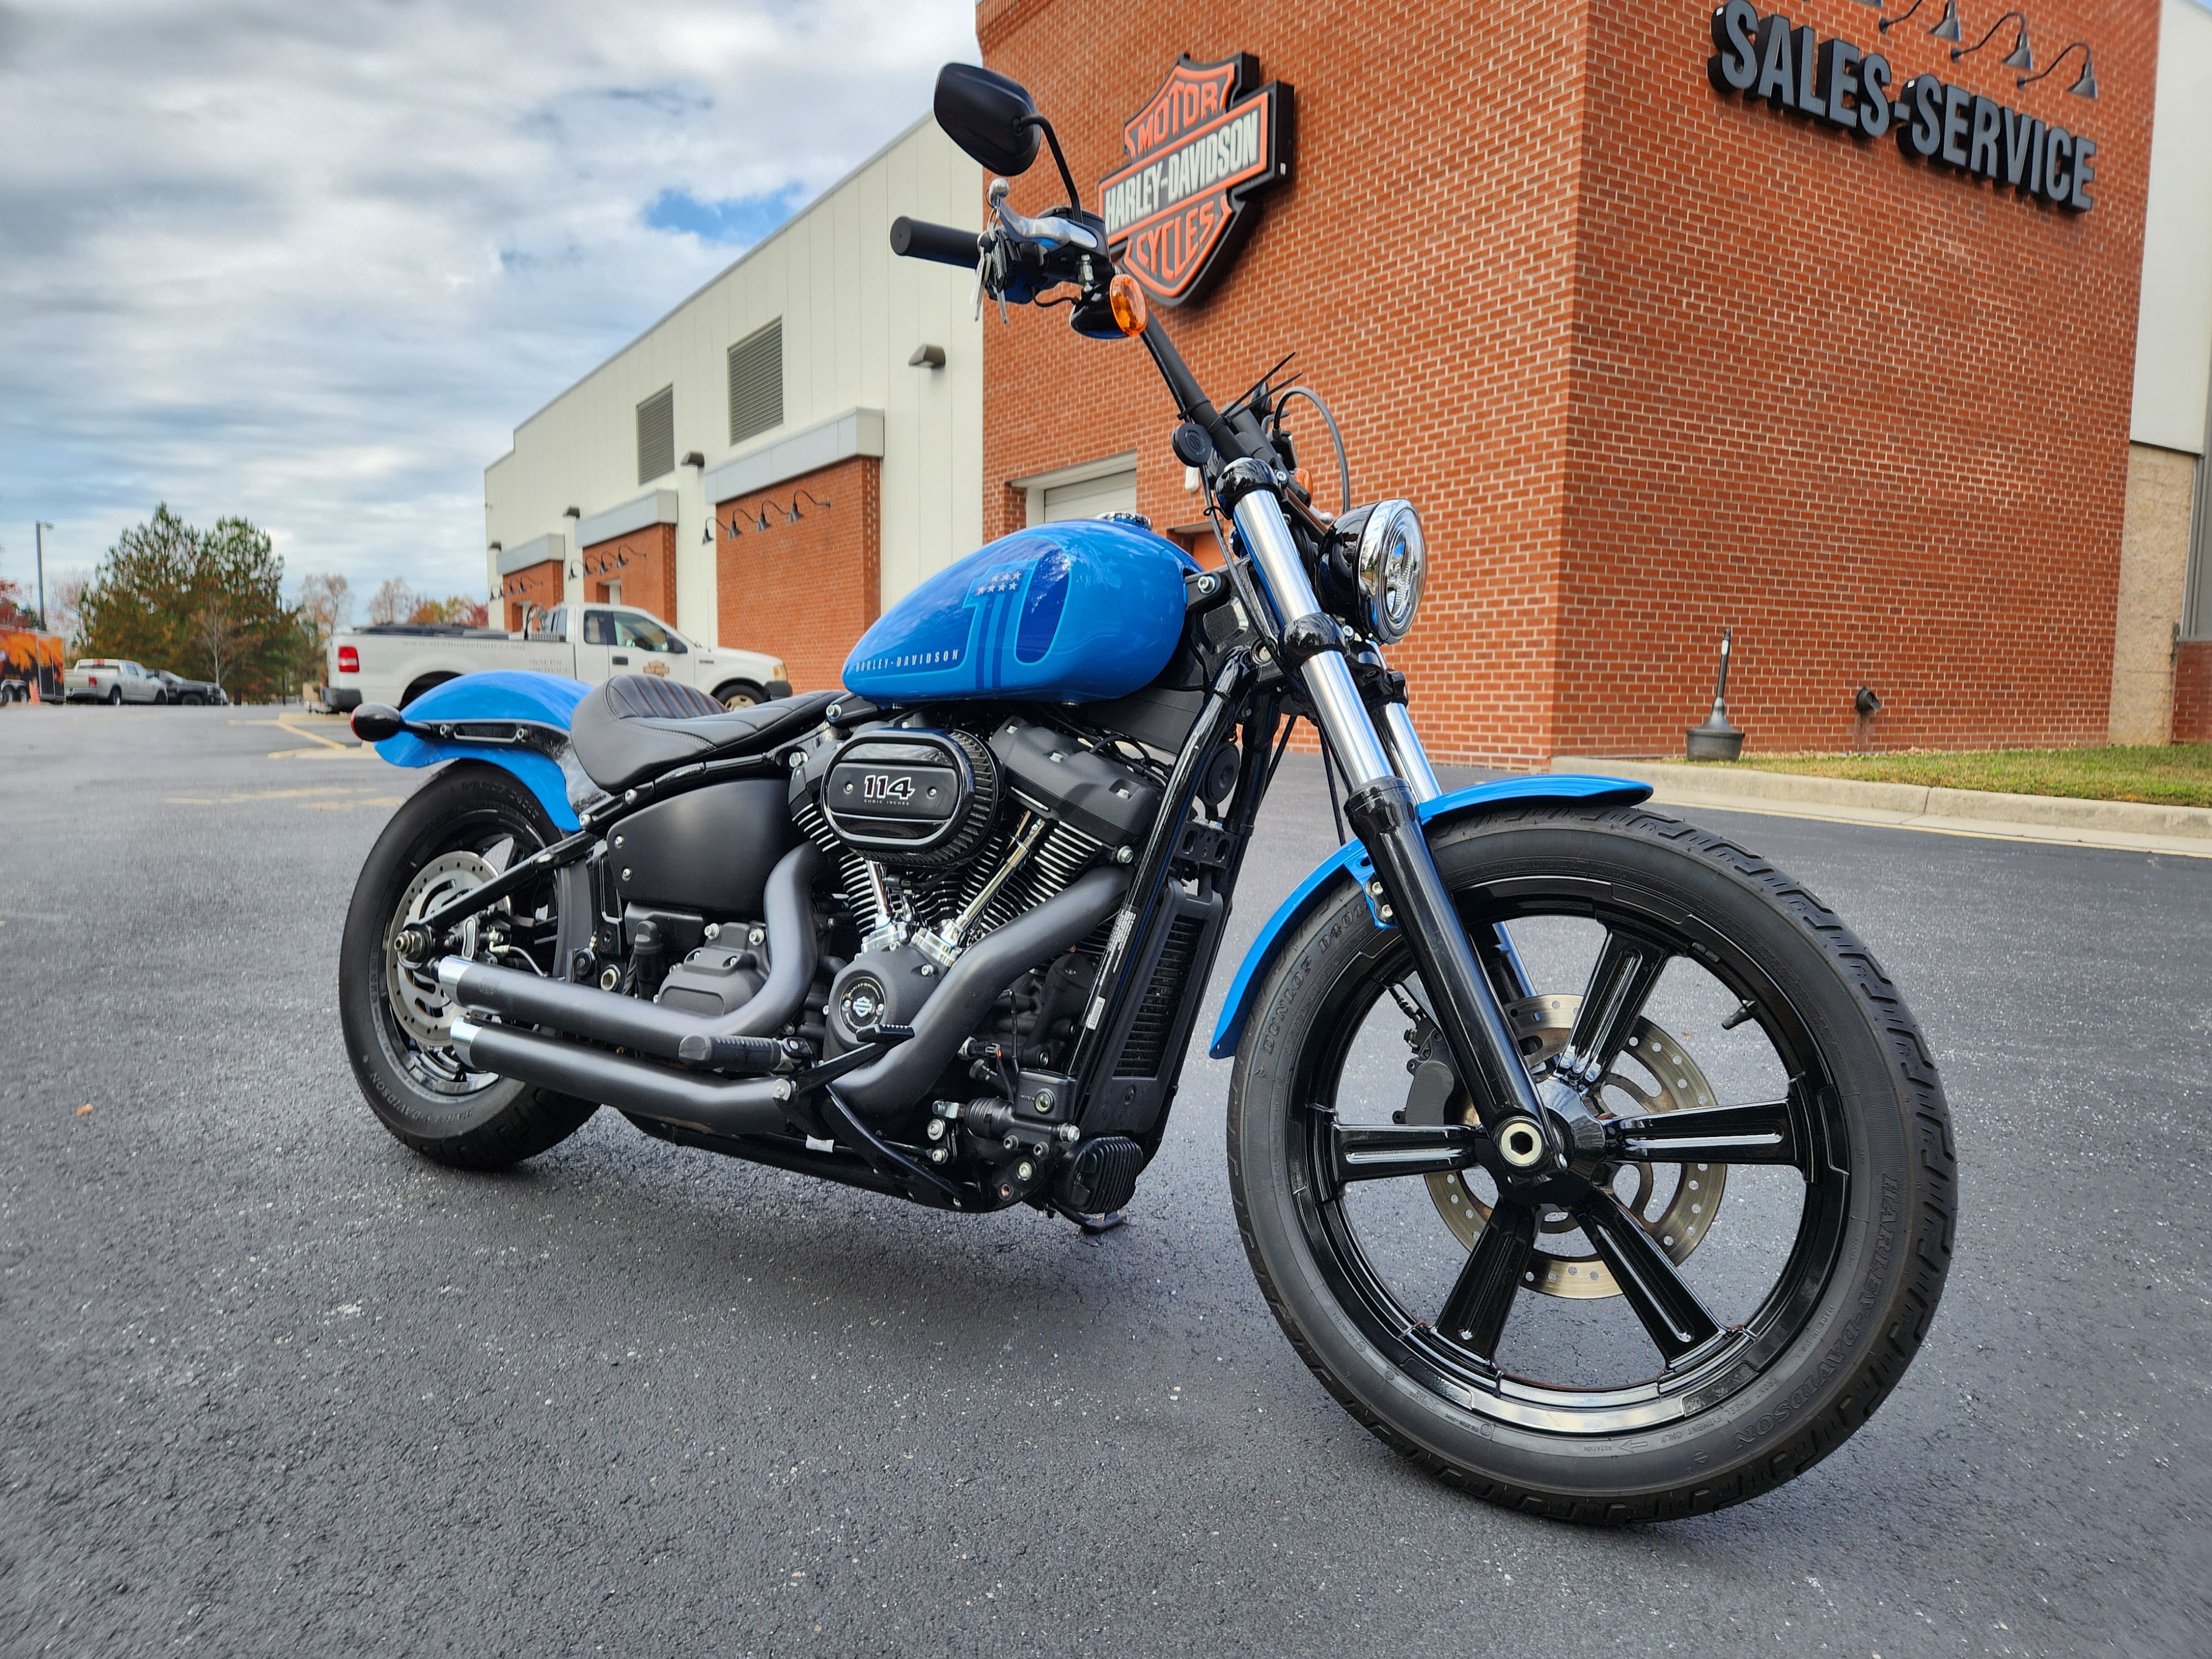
[1113,914,1206,1077]
[636,385,675,484]
[728,319,783,446]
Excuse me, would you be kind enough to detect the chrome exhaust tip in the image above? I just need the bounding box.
[447,1014,483,1065]
[436,956,472,998]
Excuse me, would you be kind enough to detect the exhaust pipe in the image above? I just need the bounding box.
[439,842,823,1062]
[832,865,1125,1115]
[450,1017,794,1138]
[445,864,1129,1129]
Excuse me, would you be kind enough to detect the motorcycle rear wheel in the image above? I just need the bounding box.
[1227,802,1954,1520]
[339,764,597,1169]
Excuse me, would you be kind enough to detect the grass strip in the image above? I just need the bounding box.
[1685,745,2212,808]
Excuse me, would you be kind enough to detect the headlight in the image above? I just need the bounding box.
[1354,500,1426,643]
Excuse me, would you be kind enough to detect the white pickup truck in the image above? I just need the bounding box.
[65,658,166,704]
[321,603,790,712]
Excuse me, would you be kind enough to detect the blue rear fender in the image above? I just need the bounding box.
[1207,773,1656,1060]
[369,670,591,832]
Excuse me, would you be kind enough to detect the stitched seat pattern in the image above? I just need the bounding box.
[604,674,724,720]
[566,678,844,793]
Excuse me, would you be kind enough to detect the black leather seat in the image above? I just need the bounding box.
[568,675,841,794]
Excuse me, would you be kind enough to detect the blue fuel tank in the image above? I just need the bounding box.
[843,519,1196,705]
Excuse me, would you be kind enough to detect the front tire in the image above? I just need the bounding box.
[1227,803,1954,1520]
[339,764,597,1168]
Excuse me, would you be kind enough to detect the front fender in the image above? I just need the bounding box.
[1207,773,1654,1060]
[371,670,591,832]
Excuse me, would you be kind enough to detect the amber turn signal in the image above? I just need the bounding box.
[1108,274,1148,337]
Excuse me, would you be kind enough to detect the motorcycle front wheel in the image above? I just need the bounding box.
[1227,802,1954,1520]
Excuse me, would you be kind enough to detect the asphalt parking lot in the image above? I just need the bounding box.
[2,703,2207,1657]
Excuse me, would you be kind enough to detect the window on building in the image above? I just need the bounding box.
[637,385,676,484]
[728,319,783,446]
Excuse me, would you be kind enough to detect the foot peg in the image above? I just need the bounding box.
[674,1032,806,1073]
[1055,1135,1144,1217]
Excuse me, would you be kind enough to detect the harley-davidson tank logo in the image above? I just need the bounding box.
[1099,54,1290,306]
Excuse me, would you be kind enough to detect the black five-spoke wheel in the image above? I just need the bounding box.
[1228,804,1953,1520]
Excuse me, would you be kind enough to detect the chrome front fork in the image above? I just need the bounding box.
[1228,490,1440,801]
[1229,487,1558,1162]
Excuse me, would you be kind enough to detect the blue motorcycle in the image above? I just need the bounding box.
[339,64,1953,1520]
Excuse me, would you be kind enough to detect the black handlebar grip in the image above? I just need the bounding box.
[890,216,981,268]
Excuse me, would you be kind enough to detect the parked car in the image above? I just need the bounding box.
[65,659,166,703]
[153,669,227,706]
[321,606,789,712]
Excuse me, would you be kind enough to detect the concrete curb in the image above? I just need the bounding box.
[1548,757,2212,858]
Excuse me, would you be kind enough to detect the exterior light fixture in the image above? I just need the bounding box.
[681,451,705,468]
[785,488,831,525]
[1953,10,2031,71]
[752,503,774,533]
[908,343,947,369]
[564,506,581,518]
[2018,39,2096,97]
[702,519,715,544]
[1880,0,1963,41]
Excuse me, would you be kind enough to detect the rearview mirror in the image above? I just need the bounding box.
[934,63,1042,177]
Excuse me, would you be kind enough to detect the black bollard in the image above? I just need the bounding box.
[1685,628,1745,761]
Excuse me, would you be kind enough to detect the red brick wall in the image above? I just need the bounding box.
[499,559,563,633]
[978,0,2155,763]
[716,455,881,693]
[580,523,676,623]
[2174,640,2212,745]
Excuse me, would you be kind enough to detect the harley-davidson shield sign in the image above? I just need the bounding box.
[1099,55,1290,306]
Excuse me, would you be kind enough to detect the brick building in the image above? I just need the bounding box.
[490,0,2209,754]
[483,118,983,697]
[978,0,2208,762]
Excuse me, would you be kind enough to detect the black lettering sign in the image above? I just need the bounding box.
[1710,4,2097,213]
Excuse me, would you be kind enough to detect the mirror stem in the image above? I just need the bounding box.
[1019,115,1085,216]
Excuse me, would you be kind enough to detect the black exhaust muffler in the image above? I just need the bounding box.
[443,864,1129,1128]
[439,842,822,1062]
[447,1017,795,1138]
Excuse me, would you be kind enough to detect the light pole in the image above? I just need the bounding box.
[34,522,53,629]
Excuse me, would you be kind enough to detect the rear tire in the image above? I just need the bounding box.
[1227,803,1954,1521]
[107,687,122,705]
[339,764,597,1168]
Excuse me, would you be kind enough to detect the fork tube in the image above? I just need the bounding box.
[1347,778,1552,1144]
[1228,492,1394,788]
[1380,703,1442,804]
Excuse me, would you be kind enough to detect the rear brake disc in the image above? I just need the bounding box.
[384,851,499,1048]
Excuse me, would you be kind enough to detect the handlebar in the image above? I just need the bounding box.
[889,216,981,269]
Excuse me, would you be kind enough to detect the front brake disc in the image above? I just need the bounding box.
[1408,992,1728,1301]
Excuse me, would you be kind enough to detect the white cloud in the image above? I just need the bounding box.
[0,0,977,607]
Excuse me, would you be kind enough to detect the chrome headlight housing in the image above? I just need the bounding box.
[1353,499,1426,643]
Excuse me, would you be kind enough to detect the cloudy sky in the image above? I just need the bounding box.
[0,0,977,616]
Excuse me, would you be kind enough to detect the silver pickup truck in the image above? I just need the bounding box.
[322,603,790,712]
[64,658,167,703]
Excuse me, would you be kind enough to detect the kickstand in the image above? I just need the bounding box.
[1051,1199,1126,1235]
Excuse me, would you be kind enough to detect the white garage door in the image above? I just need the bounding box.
[1042,469,1137,523]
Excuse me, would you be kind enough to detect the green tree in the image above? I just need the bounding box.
[76,505,306,701]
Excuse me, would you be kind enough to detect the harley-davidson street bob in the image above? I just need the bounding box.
[339,64,1953,1520]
